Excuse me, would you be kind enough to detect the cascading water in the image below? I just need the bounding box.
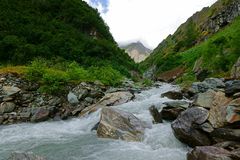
[0,83,189,160]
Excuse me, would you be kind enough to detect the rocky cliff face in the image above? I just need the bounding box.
[203,0,240,34]
[121,42,152,63]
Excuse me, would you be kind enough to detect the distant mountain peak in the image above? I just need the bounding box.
[121,41,152,63]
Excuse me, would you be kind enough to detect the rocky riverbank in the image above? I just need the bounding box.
[159,77,240,160]
[0,73,142,125]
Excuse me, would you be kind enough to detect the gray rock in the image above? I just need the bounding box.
[187,146,238,160]
[171,107,211,147]
[8,152,46,160]
[81,91,134,116]
[161,91,183,100]
[204,78,225,89]
[31,108,50,122]
[194,89,216,108]
[163,101,189,109]
[0,102,16,114]
[67,92,79,104]
[97,107,151,141]
[191,81,211,93]
[20,112,31,119]
[2,86,21,96]
[85,97,94,104]
[225,80,240,96]
[161,106,185,121]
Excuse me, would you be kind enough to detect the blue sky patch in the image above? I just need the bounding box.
[90,0,109,13]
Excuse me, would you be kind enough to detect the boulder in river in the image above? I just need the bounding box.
[161,106,185,121]
[171,107,211,147]
[149,105,162,123]
[163,101,189,109]
[8,152,46,160]
[187,146,239,160]
[194,89,216,108]
[31,108,50,122]
[97,107,150,141]
[81,91,134,115]
[161,91,183,100]
[210,128,240,142]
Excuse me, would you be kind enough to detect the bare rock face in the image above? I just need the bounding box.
[81,91,134,115]
[187,146,238,160]
[171,107,211,147]
[8,152,46,160]
[97,107,150,141]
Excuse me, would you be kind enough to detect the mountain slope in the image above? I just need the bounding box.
[0,0,136,76]
[121,42,152,63]
[141,0,240,82]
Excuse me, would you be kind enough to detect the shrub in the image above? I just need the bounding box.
[25,58,47,81]
[39,69,69,94]
[66,62,89,81]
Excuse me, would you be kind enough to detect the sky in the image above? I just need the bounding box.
[84,0,218,49]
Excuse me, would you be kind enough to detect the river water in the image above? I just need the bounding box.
[0,83,189,160]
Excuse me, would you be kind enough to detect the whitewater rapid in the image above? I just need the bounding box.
[0,83,189,160]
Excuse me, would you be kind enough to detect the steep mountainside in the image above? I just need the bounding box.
[121,42,152,63]
[142,0,240,83]
[0,0,136,75]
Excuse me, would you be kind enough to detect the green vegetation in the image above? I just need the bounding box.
[142,0,240,86]
[0,0,137,76]
[25,59,123,94]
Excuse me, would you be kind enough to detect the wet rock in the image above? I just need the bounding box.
[225,80,240,96]
[226,98,240,124]
[149,105,162,123]
[210,128,240,142]
[97,107,150,141]
[0,102,16,114]
[91,122,100,131]
[31,108,50,122]
[19,112,31,120]
[67,92,79,104]
[8,152,46,160]
[171,107,211,147]
[161,91,183,100]
[81,91,134,115]
[2,86,21,96]
[194,89,216,108]
[163,101,189,109]
[161,106,185,121]
[208,91,232,128]
[187,146,238,160]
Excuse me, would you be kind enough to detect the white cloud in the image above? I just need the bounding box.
[86,0,218,49]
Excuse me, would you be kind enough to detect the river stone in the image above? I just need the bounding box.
[225,80,240,96]
[226,98,240,123]
[204,78,225,89]
[80,91,134,115]
[97,107,150,141]
[31,108,50,122]
[187,146,236,160]
[8,152,46,160]
[194,89,216,108]
[161,91,183,100]
[0,102,15,114]
[67,92,79,104]
[210,128,240,142]
[191,81,211,93]
[163,101,189,109]
[171,107,211,147]
[208,91,232,128]
[149,105,162,123]
[2,86,21,96]
[161,106,185,121]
